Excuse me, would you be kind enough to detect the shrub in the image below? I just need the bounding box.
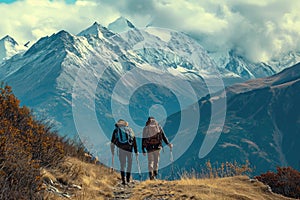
[0,85,83,199]
[255,166,300,198]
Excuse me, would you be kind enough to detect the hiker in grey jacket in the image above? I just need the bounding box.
[111,119,138,185]
[142,117,173,180]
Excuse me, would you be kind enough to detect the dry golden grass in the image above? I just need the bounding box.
[43,156,119,200]
[131,176,294,200]
[42,157,295,200]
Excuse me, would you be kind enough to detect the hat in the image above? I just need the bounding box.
[116,119,128,127]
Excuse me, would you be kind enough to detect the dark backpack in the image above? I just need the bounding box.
[145,124,162,145]
[116,127,134,146]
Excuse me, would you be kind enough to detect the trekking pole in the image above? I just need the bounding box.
[170,148,174,180]
[111,154,114,172]
[135,155,142,181]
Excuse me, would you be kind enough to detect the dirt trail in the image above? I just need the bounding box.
[112,180,140,199]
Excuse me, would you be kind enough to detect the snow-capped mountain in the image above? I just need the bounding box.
[209,50,275,79]
[266,51,300,72]
[209,49,300,80]
[0,35,27,62]
[78,22,115,38]
[0,19,235,159]
[108,17,298,81]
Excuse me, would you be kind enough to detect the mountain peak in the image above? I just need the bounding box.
[1,35,18,46]
[92,21,101,26]
[0,35,22,62]
[108,16,135,33]
[56,30,72,38]
[77,22,114,38]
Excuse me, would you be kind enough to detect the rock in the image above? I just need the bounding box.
[71,184,82,190]
[266,185,272,193]
[249,178,258,183]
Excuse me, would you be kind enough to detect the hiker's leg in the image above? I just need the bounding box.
[147,151,154,180]
[126,151,132,183]
[153,150,160,178]
[119,149,126,172]
[126,151,133,173]
[118,149,126,184]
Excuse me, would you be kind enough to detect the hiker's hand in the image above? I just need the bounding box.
[135,152,139,157]
[168,143,173,149]
[143,152,146,156]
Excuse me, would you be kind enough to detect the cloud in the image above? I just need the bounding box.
[140,0,300,62]
[1,0,300,62]
[0,0,119,44]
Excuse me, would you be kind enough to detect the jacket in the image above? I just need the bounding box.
[142,122,170,153]
[111,124,138,154]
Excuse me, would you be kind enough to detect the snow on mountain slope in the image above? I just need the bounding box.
[209,49,300,81]
[0,35,26,63]
[266,51,300,72]
[78,22,115,39]
[108,16,135,33]
[209,50,276,79]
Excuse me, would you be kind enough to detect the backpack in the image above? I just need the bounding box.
[145,123,162,145]
[116,127,134,146]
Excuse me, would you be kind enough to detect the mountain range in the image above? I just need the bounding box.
[0,18,236,138]
[0,17,299,175]
[163,62,300,176]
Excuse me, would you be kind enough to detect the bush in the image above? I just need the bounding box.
[0,85,73,199]
[255,166,300,198]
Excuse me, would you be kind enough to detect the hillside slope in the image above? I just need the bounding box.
[132,176,293,200]
[43,157,293,200]
[162,63,300,176]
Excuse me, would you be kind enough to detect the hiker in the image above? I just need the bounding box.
[142,117,173,180]
[111,119,138,185]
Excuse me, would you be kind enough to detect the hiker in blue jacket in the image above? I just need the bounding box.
[111,119,138,185]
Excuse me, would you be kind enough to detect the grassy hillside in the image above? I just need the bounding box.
[41,157,294,200]
[132,176,293,200]
[42,157,119,199]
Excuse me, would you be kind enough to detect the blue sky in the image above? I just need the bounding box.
[1,0,300,62]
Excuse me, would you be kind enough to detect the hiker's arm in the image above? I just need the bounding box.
[110,129,117,155]
[161,127,173,149]
[142,128,147,153]
[133,136,138,154]
[160,127,170,145]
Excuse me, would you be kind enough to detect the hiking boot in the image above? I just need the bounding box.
[126,172,131,183]
[121,171,126,185]
[149,172,155,180]
[153,170,158,178]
